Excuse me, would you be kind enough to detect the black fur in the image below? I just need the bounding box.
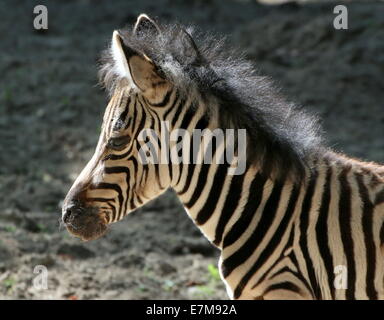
[98,18,325,182]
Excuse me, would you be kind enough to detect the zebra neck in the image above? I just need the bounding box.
[173,162,290,250]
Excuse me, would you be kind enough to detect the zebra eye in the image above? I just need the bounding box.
[107,135,130,151]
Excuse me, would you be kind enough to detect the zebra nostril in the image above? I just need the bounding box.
[63,207,72,224]
[63,204,81,224]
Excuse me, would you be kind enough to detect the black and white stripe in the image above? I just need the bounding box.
[64,14,384,300]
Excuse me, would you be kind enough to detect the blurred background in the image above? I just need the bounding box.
[0,0,383,299]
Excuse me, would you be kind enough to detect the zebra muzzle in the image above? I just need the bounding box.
[62,201,108,241]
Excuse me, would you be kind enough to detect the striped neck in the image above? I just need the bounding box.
[173,161,294,250]
[171,151,317,251]
[167,98,315,251]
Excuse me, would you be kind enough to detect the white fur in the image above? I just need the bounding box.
[111,31,136,89]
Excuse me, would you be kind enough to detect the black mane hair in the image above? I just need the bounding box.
[99,19,325,182]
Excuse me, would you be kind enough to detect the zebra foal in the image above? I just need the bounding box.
[62,14,384,300]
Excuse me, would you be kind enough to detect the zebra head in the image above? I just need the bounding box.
[62,14,316,241]
[62,14,186,240]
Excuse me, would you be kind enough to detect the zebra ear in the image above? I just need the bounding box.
[127,53,163,92]
[111,30,166,93]
[111,31,132,81]
[133,14,160,37]
[175,28,202,66]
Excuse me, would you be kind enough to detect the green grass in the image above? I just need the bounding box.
[162,279,175,292]
[4,225,16,233]
[2,277,16,290]
[195,284,215,296]
[207,264,220,281]
[189,264,222,298]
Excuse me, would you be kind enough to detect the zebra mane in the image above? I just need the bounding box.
[98,19,324,181]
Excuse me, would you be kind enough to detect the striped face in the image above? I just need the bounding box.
[62,16,173,240]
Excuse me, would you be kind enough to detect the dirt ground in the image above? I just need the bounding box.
[0,0,383,299]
